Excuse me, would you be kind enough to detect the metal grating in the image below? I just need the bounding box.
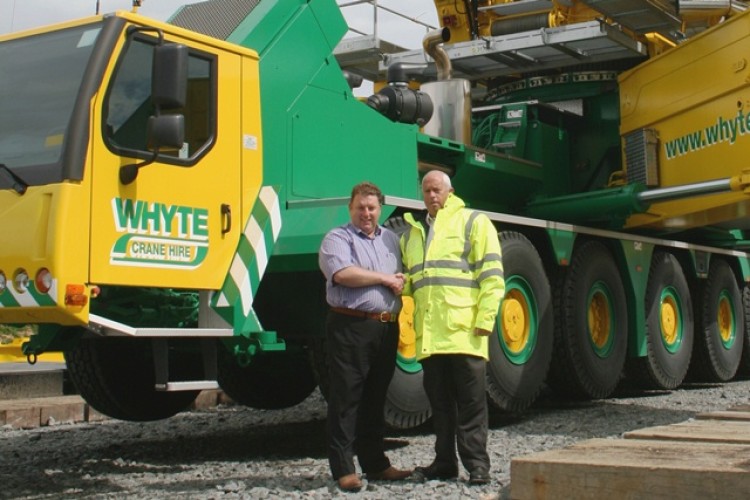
[333,35,408,82]
[381,21,648,82]
[168,0,261,41]
[624,128,660,187]
[579,0,682,40]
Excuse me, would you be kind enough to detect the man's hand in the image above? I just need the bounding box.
[333,267,403,294]
[474,327,493,337]
[383,273,405,295]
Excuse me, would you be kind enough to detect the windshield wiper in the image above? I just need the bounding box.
[0,163,29,195]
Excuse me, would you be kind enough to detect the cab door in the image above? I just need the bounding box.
[89,30,243,290]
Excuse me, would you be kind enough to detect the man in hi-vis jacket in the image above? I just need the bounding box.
[401,170,504,485]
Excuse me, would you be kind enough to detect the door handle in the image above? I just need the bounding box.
[221,204,232,235]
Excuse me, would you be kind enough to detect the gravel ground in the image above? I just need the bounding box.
[1,377,749,500]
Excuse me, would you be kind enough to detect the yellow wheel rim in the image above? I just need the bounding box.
[398,297,417,360]
[501,289,529,355]
[587,287,612,351]
[660,295,678,345]
[717,294,734,343]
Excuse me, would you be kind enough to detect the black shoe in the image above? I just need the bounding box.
[469,470,490,485]
[414,463,458,481]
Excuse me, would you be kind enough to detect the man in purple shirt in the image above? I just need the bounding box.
[319,181,412,492]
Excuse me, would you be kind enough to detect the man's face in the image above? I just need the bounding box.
[422,174,452,217]
[349,193,381,236]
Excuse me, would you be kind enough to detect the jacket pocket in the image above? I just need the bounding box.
[444,292,475,332]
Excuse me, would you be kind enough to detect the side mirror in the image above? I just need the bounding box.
[120,115,185,185]
[147,114,185,150]
[152,43,188,110]
[120,43,188,185]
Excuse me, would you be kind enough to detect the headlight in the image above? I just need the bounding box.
[13,269,29,294]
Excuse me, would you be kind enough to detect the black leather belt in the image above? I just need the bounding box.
[330,307,399,323]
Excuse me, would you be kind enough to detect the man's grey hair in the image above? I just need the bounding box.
[422,170,452,189]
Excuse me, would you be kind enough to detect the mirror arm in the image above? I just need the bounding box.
[119,148,159,185]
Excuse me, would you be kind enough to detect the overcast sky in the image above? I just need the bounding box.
[0,0,438,48]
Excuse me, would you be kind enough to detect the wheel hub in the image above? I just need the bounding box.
[660,294,678,346]
[717,293,735,344]
[397,297,417,360]
[587,288,611,350]
[502,289,529,354]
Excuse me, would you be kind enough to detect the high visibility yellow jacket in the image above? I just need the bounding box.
[401,194,504,361]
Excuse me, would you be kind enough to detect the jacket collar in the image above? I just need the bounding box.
[437,193,465,218]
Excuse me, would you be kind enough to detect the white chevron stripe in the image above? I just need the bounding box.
[213,186,281,324]
[228,250,251,315]
[246,217,267,271]
[0,280,58,308]
[5,288,41,307]
[214,291,229,307]
[259,186,282,240]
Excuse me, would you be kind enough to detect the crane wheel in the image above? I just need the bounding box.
[549,240,627,399]
[217,341,316,410]
[487,231,553,413]
[65,336,200,421]
[740,285,750,375]
[690,259,743,382]
[626,251,693,390]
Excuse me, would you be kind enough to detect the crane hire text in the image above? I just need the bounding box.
[109,198,210,268]
[112,198,208,240]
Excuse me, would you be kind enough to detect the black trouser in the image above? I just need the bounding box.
[421,354,490,474]
[325,311,399,479]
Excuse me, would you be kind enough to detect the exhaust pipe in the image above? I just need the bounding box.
[423,28,452,81]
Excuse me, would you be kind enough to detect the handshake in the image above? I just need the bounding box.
[383,272,406,295]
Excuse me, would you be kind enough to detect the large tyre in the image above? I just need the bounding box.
[690,259,743,382]
[384,362,430,429]
[217,342,316,410]
[65,335,199,421]
[549,240,628,399]
[308,308,431,429]
[247,270,326,408]
[382,217,432,429]
[626,251,693,389]
[741,285,750,375]
[487,231,553,412]
[385,297,431,429]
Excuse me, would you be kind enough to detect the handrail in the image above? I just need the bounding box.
[337,0,436,40]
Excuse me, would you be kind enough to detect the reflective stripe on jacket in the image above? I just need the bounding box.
[401,194,504,361]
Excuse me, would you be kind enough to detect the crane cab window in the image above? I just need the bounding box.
[103,34,216,164]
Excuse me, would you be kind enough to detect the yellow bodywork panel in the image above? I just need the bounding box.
[0,12,263,325]
[0,183,92,325]
[620,11,750,230]
[88,17,262,290]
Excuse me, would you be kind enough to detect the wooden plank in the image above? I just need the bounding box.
[0,405,40,429]
[511,438,750,500]
[624,419,750,444]
[0,391,228,428]
[191,389,221,410]
[0,395,85,428]
[696,410,750,422]
[40,396,86,425]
